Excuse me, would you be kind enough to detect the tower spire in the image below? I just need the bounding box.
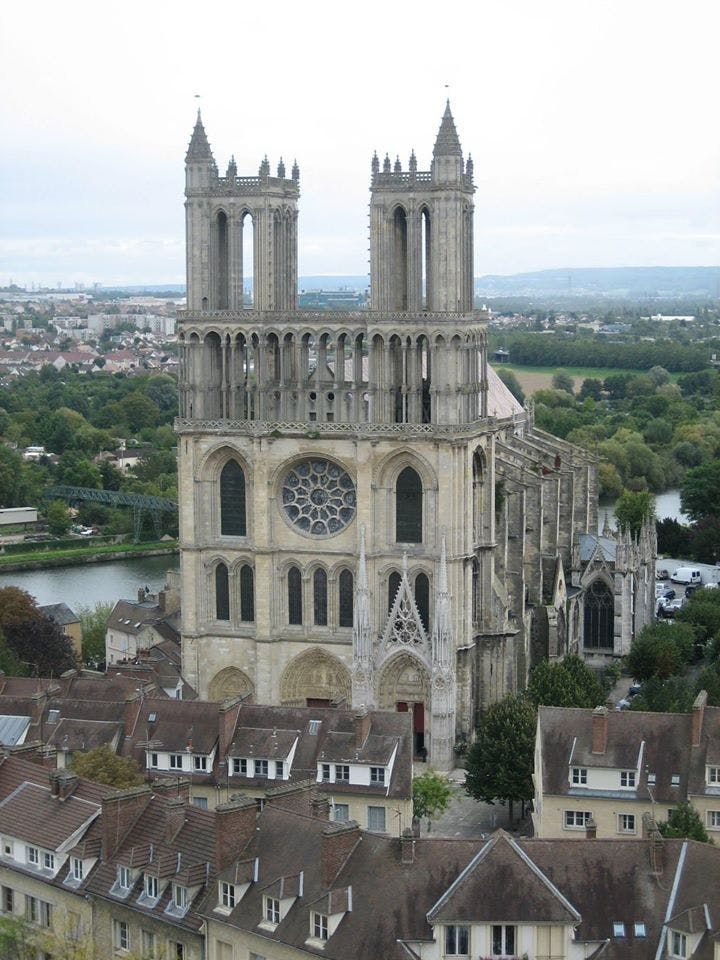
[352,526,375,709]
[185,109,214,162]
[433,100,462,158]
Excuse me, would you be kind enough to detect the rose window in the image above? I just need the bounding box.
[281,459,356,537]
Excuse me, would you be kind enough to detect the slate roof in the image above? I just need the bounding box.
[39,602,79,626]
[0,714,31,745]
[538,706,693,802]
[0,780,100,850]
[579,533,617,563]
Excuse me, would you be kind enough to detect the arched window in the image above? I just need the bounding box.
[215,563,230,621]
[472,557,479,624]
[313,569,328,626]
[396,466,422,543]
[288,566,302,625]
[414,572,429,632]
[239,565,254,623]
[583,580,614,650]
[338,570,354,628]
[388,571,401,613]
[220,460,246,536]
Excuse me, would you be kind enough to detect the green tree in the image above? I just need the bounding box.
[551,371,575,393]
[527,655,603,708]
[496,368,525,405]
[45,499,71,537]
[78,601,112,668]
[681,459,720,522]
[412,770,453,821]
[677,588,720,645]
[629,675,697,713]
[71,744,143,788]
[627,623,695,681]
[614,489,654,538]
[465,695,535,821]
[658,802,712,843]
[579,378,603,401]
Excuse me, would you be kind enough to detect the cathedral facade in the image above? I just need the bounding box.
[176,106,654,769]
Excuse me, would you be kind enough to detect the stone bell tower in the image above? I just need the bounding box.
[176,103,595,773]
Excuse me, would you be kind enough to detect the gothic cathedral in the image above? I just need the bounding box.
[176,105,655,769]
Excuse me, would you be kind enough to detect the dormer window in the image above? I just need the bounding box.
[335,765,349,783]
[173,884,187,911]
[221,882,236,909]
[265,896,280,925]
[144,874,158,901]
[571,767,587,785]
[312,912,329,942]
[43,852,55,871]
[255,759,269,778]
[193,755,207,772]
[321,763,331,782]
[444,924,469,956]
[276,761,284,778]
[634,922,646,937]
[707,766,719,785]
[117,865,131,890]
[169,754,183,770]
[370,767,385,785]
[27,846,39,866]
[150,753,159,768]
[232,758,248,776]
[72,858,84,882]
[613,922,625,937]
[670,930,687,958]
[620,771,636,788]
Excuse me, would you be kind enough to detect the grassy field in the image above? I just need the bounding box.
[0,539,178,568]
[496,364,678,395]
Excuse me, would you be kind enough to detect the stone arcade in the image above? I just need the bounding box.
[176,105,655,769]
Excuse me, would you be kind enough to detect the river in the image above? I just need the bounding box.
[0,555,179,611]
[0,490,688,611]
[598,488,687,532]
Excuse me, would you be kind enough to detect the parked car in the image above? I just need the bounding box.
[656,568,670,580]
[685,584,700,598]
[628,682,642,697]
[660,598,685,618]
[616,698,631,710]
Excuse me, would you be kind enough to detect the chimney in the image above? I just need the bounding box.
[218,697,242,758]
[49,769,79,800]
[138,587,146,604]
[311,796,331,820]
[585,818,597,840]
[151,778,191,803]
[164,796,186,842]
[692,690,707,748]
[321,821,360,887]
[101,786,152,860]
[354,710,371,749]
[215,797,258,872]
[30,689,50,725]
[400,828,415,864]
[591,706,608,755]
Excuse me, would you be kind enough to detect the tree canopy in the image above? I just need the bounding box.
[465,695,535,821]
[658,802,711,843]
[71,745,143,788]
[412,770,453,821]
[527,655,604,708]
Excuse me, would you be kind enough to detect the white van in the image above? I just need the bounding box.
[671,567,702,585]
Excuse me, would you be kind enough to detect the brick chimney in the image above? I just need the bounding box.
[585,818,597,840]
[692,690,707,748]
[164,796,186,842]
[311,796,331,820]
[400,828,415,864]
[151,778,191,803]
[354,710,371,749]
[218,697,242,758]
[215,797,258,872]
[49,769,79,800]
[101,786,152,860]
[591,706,608,755]
[321,821,360,887]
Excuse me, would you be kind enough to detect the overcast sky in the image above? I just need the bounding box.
[1,0,718,286]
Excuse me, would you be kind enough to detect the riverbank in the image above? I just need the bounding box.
[0,540,178,572]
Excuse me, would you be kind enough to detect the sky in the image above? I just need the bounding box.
[1,0,719,286]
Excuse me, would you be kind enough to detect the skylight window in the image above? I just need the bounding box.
[647,773,656,785]
[634,922,646,937]
[613,923,625,937]
[308,720,321,735]
[148,712,157,722]
[47,710,60,724]
[671,774,680,786]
